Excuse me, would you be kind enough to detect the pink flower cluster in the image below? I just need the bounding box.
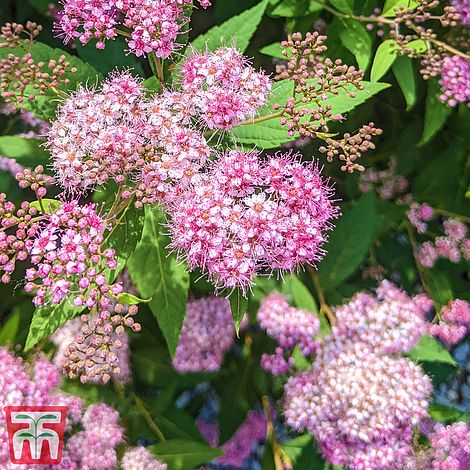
[121,446,167,470]
[333,280,431,354]
[428,421,470,469]
[417,218,470,268]
[24,201,121,308]
[198,410,267,468]
[430,299,470,346]
[407,202,434,234]
[283,282,433,470]
[56,0,210,57]
[257,293,320,375]
[439,55,470,107]
[0,347,125,470]
[0,155,24,178]
[168,150,338,292]
[452,0,470,24]
[51,314,131,383]
[181,47,271,129]
[173,296,235,372]
[47,72,209,201]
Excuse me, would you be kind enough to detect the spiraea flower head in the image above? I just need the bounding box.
[121,446,167,470]
[439,55,470,107]
[430,299,470,346]
[428,421,470,469]
[173,296,235,372]
[168,150,338,292]
[452,0,470,25]
[181,47,271,129]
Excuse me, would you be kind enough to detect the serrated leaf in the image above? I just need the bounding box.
[259,42,285,59]
[420,79,453,145]
[25,301,83,351]
[284,275,318,313]
[370,40,398,82]
[149,439,222,470]
[392,56,417,110]
[231,81,389,148]
[318,192,376,291]
[127,206,189,356]
[338,19,372,70]
[117,292,151,305]
[192,0,267,53]
[329,0,353,14]
[408,335,457,366]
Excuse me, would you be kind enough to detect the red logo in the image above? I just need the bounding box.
[4,406,67,465]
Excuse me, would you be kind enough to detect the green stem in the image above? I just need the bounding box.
[132,393,166,442]
[432,208,470,223]
[308,267,336,326]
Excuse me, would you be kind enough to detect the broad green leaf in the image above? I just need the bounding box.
[149,439,222,470]
[283,275,318,313]
[421,270,453,308]
[429,404,469,423]
[259,42,285,59]
[117,292,151,305]
[128,206,189,356]
[318,192,376,291]
[231,81,389,148]
[271,0,322,17]
[191,0,267,53]
[25,301,83,351]
[382,0,419,17]
[104,203,144,280]
[143,76,161,94]
[370,40,398,82]
[329,0,353,14]
[420,79,453,145]
[392,56,417,110]
[152,407,206,442]
[0,41,100,121]
[0,309,20,346]
[227,288,248,334]
[29,199,62,214]
[0,137,49,167]
[338,19,372,70]
[408,335,457,366]
[282,434,326,469]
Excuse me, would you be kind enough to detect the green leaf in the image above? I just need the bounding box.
[329,0,353,14]
[149,439,222,470]
[318,192,376,291]
[117,292,151,305]
[420,79,453,145]
[0,309,20,346]
[408,335,457,366]
[152,407,206,442]
[259,42,285,59]
[370,40,398,82]
[143,76,161,94]
[338,19,372,70]
[283,275,318,313]
[227,288,248,334]
[271,0,322,17]
[231,81,389,148]
[382,0,419,17]
[421,270,453,308]
[282,434,326,469]
[105,203,144,280]
[29,199,62,214]
[0,41,100,121]
[192,0,267,53]
[0,137,49,167]
[25,301,83,351]
[128,206,189,356]
[429,403,469,423]
[392,56,417,110]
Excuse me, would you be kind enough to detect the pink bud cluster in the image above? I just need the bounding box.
[257,293,320,375]
[24,201,122,308]
[168,150,338,292]
[430,299,470,346]
[407,202,434,234]
[439,55,470,107]
[417,218,470,268]
[51,314,131,384]
[121,446,167,470]
[359,156,409,201]
[283,282,433,470]
[173,296,235,372]
[452,0,470,24]
[56,0,210,57]
[333,280,431,354]
[0,347,126,470]
[47,71,209,202]
[181,47,271,129]
[427,421,470,469]
[198,410,267,467]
